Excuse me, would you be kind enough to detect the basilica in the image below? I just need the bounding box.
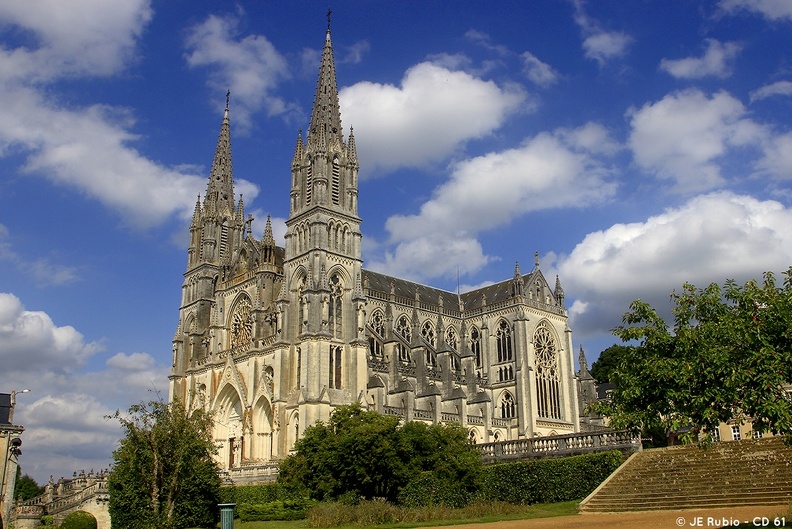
[168,20,583,476]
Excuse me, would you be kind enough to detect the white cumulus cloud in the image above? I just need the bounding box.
[628,89,766,191]
[557,192,792,337]
[339,61,526,175]
[659,39,742,79]
[184,13,300,132]
[0,293,102,374]
[368,124,619,282]
[720,0,792,21]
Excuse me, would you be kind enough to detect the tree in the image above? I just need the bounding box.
[277,403,482,505]
[13,470,43,501]
[589,344,634,384]
[60,510,97,529]
[107,399,221,529]
[592,269,792,444]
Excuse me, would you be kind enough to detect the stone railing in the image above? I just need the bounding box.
[224,461,280,484]
[384,405,405,417]
[45,481,108,515]
[477,429,637,464]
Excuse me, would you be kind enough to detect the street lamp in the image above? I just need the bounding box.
[1,389,30,529]
[8,390,29,425]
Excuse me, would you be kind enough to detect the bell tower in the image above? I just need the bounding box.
[282,13,367,428]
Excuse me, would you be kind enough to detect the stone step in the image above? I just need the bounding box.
[590,490,792,501]
[594,489,792,499]
[579,438,792,513]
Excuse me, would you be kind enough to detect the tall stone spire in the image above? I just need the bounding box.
[204,91,235,217]
[307,15,343,149]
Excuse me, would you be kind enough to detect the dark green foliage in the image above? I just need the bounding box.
[218,483,289,505]
[13,470,43,501]
[589,344,634,384]
[397,471,471,508]
[107,399,221,529]
[237,499,316,521]
[479,450,623,505]
[592,269,792,443]
[59,511,97,529]
[277,403,482,505]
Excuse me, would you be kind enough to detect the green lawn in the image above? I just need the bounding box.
[224,500,579,529]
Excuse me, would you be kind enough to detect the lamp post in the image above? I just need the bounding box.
[0,389,29,529]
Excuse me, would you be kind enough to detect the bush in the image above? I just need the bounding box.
[398,471,472,508]
[219,483,289,505]
[237,499,315,522]
[479,450,623,504]
[59,511,97,529]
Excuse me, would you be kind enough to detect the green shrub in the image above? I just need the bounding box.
[479,450,623,505]
[398,471,472,508]
[39,515,54,527]
[59,511,97,529]
[237,499,315,521]
[219,482,289,505]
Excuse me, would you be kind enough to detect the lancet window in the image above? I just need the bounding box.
[496,320,513,363]
[328,273,343,339]
[329,345,342,389]
[368,310,385,359]
[470,326,482,368]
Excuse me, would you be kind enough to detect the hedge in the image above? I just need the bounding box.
[478,450,623,505]
[218,450,622,513]
[237,499,316,521]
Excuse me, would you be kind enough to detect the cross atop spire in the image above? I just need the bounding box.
[327,7,332,31]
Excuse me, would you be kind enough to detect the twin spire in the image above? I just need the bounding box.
[307,9,343,150]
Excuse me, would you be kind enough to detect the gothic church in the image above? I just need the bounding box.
[168,20,582,478]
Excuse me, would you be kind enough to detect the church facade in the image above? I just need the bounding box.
[168,21,582,475]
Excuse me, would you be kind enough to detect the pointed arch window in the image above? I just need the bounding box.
[295,346,302,389]
[421,321,436,347]
[470,326,482,368]
[329,345,342,389]
[395,315,411,342]
[328,273,343,339]
[496,320,513,363]
[368,309,385,359]
[500,392,516,419]
[445,326,458,351]
[297,275,307,333]
[534,322,562,420]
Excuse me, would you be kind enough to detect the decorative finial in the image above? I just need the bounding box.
[535,251,540,268]
[327,7,332,30]
[226,90,230,110]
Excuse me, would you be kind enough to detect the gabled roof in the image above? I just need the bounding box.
[362,267,555,313]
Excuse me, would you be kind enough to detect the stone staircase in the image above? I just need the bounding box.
[579,438,792,512]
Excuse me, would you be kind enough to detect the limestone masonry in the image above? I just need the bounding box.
[168,20,586,477]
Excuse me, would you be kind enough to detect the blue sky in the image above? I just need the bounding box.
[1,0,791,483]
